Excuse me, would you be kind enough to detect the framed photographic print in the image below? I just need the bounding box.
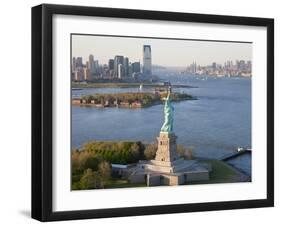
[32,4,274,221]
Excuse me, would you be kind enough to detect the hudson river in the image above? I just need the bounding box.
[72,73,251,159]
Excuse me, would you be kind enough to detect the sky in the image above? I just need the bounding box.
[71,34,252,67]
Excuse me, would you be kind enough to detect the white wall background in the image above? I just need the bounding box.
[0,0,279,225]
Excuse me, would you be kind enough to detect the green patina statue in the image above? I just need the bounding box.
[160,90,174,133]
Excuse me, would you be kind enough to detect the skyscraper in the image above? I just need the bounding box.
[212,62,217,71]
[118,64,124,79]
[128,63,133,77]
[143,45,152,75]
[124,57,129,77]
[190,61,197,74]
[72,57,76,73]
[132,62,141,73]
[239,60,246,71]
[94,60,99,75]
[83,68,91,81]
[75,57,83,68]
[108,59,114,70]
[246,60,252,72]
[114,55,124,78]
[88,54,95,75]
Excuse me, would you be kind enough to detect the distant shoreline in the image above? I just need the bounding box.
[72,82,197,89]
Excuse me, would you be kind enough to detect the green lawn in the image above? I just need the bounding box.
[72,177,146,190]
[105,178,146,189]
[186,159,242,185]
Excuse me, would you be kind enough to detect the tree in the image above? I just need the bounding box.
[130,143,141,161]
[79,141,146,164]
[176,144,194,160]
[80,168,100,189]
[98,161,111,188]
[83,155,100,171]
[72,182,81,190]
[84,95,94,103]
[71,149,80,174]
[185,146,194,160]
[177,144,186,157]
[144,143,158,160]
[77,151,101,172]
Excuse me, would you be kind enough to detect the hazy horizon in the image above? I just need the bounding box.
[72,34,252,67]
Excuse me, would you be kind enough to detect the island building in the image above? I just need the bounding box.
[125,90,210,186]
[143,45,152,76]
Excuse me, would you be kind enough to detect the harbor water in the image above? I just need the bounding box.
[72,74,251,159]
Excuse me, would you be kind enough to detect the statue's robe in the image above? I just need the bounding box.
[160,93,174,133]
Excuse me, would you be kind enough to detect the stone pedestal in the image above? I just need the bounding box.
[155,132,180,163]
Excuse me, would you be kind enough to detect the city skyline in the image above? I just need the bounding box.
[72,34,252,67]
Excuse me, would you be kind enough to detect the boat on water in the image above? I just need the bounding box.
[237,147,252,152]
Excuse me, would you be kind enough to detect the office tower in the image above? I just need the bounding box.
[108,59,114,70]
[88,54,95,75]
[72,57,76,72]
[132,62,141,73]
[74,68,84,81]
[76,57,83,68]
[94,60,99,74]
[236,60,240,70]
[225,60,231,70]
[190,61,196,74]
[124,57,129,77]
[114,55,124,78]
[128,63,133,77]
[143,45,152,75]
[83,68,91,81]
[118,64,124,79]
[239,60,246,71]
[246,60,252,72]
[212,62,217,71]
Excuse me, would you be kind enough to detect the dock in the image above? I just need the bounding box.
[219,148,251,161]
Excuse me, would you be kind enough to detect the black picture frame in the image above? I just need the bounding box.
[32,3,274,222]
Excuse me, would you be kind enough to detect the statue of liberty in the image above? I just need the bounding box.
[160,88,174,133]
